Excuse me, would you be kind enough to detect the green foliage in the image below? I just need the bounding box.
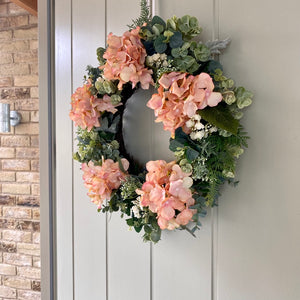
[128,0,152,29]
[96,47,106,66]
[198,104,240,135]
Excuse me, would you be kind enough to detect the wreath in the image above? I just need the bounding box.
[69,1,253,243]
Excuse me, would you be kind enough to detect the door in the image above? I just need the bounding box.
[54,0,300,299]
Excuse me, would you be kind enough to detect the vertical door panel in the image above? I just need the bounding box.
[217,0,300,299]
[153,1,214,299]
[72,1,107,299]
[106,1,151,300]
[55,0,73,298]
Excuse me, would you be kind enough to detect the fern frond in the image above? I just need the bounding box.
[127,0,152,29]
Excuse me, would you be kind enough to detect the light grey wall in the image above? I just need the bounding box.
[54,0,300,299]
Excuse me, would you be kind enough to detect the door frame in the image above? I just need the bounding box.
[39,0,56,299]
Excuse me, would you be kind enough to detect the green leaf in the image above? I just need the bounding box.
[154,35,167,53]
[126,218,134,226]
[150,230,161,243]
[169,31,183,48]
[134,225,143,233]
[169,139,184,151]
[151,16,166,28]
[144,224,152,234]
[198,105,240,135]
[206,60,223,73]
[186,147,199,162]
[152,24,164,35]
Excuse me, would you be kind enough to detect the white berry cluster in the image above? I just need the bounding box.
[185,114,217,141]
[131,197,143,218]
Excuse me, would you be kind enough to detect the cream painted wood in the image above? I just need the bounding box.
[55,0,300,299]
[55,0,74,298]
[152,2,214,299]
[216,0,300,299]
[72,0,107,299]
[106,2,151,299]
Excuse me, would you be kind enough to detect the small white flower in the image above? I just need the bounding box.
[209,126,218,133]
[132,206,141,218]
[162,60,168,67]
[194,122,204,130]
[192,114,201,121]
[146,56,154,65]
[194,131,205,140]
[160,53,167,60]
[153,53,160,61]
[186,119,195,128]
[190,132,197,140]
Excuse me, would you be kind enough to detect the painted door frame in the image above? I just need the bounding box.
[39,0,56,299]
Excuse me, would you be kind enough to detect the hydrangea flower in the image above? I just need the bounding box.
[147,72,222,137]
[69,83,120,131]
[102,27,153,90]
[82,158,129,208]
[136,160,195,230]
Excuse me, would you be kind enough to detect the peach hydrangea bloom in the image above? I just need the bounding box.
[102,27,153,90]
[82,158,129,209]
[69,83,120,131]
[136,160,195,230]
[147,72,222,137]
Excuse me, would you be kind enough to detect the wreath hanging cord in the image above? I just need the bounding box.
[69,1,253,243]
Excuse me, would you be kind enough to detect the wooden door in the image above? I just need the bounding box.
[54,0,300,299]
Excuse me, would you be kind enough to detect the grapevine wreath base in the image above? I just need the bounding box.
[69,2,253,243]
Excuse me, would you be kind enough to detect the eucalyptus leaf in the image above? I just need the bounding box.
[169,31,183,48]
[150,230,161,243]
[154,35,167,53]
[186,147,199,162]
[151,15,166,28]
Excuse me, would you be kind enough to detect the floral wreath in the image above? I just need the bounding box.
[69,1,253,243]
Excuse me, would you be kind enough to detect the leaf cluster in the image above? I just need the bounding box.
[140,15,211,74]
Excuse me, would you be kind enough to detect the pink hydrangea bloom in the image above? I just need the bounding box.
[69,83,120,131]
[136,160,195,230]
[82,158,129,208]
[147,72,222,137]
[102,27,153,90]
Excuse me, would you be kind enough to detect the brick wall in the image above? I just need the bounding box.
[0,0,40,299]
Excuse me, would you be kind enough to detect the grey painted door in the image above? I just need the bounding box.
[55,0,300,299]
